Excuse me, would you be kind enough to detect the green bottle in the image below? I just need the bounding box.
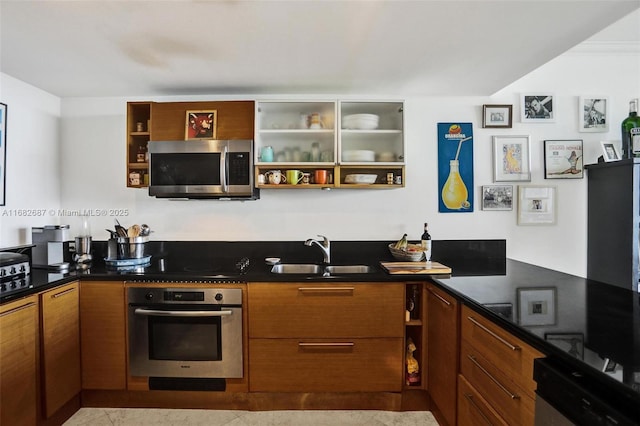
[621,99,640,159]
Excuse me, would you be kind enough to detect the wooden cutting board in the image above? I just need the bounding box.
[380,261,452,275]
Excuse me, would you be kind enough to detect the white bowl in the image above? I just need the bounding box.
[343,114,379,130]
[344,174,378,184]
[342,150,375,162]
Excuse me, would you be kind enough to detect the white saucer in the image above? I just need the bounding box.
[265,257,281,265]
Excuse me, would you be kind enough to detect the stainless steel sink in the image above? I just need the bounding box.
[270,263,374,275]
[324,265,373,274]
[271,264,323,274]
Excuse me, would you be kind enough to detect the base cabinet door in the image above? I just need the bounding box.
[248,282,405,393]
[80,281,126,389]
[249,337,404,392]
[0,295,39,426]
[40,282,81,418]
[458,374,508,426]
[427,284,459,426]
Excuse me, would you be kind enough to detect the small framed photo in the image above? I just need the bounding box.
[493,135,531,182]
[544,139,583,179]
[600,141,621,162]
[545,333,584,360]
[517,287,557,326]
[517,185,557,225]
[185,110,217,140]
[482,104,512,128]
[579,96,609,132]
[521,93,555,123]
[482,185,513,211]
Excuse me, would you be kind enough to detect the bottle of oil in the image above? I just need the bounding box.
[622,99,640,159]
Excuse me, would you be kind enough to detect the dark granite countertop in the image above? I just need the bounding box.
[2,239,638,416]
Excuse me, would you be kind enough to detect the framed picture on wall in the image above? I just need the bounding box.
[482,104,512,128]
[0,102,6,206]
[185,110,217,140]
[517,185,557,225]
[579,96,609,133]
[493,135,531,182]
[481,185,513,211]
[521,93,555,122]
[544,139,583,179]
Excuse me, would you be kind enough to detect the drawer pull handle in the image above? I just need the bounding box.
[467,316,520,351]
[0,302,36,317]
[299,342,355,348]
[52,287,77,299]
[464,393,494,426]
[428,288,451,306]
[468,355,520,400]
[298,287,354,292]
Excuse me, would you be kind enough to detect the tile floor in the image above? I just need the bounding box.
[63,408,438,426]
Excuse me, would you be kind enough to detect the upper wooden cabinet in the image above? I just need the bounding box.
[126,100,255,188]
[254,100,405,189]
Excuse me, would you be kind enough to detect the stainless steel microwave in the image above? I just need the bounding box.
[148,139,259,200]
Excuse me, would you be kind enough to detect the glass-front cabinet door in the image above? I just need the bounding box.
[255,99,405,189]
[255,101,338,188]
[338,101,405,188]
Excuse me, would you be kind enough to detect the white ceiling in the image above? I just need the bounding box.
[1,0,639,98]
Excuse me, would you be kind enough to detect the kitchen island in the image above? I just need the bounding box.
[1,240,638,425]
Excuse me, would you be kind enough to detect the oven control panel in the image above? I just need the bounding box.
[128,287,242,306]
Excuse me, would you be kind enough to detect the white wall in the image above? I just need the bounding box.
[1,45,638,278]
[0,74,62,245]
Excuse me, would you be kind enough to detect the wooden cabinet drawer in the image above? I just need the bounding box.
[458,374,508,426]
[248,282,404,338]
[461,340,535,426]
[461,305,542,395]
[249,337,404,392]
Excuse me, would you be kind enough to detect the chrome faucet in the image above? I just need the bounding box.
[304,235,331,264]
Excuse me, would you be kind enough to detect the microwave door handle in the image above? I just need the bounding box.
[134,308,233,317]
[220,145,228,193]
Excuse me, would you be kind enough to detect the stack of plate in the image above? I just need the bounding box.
[343,114,379,130]
[342,150,375,162]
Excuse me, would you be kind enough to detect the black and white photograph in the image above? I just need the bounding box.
[600,141,621,162]
[482,185,513,210]
[521,93,555,122]
[579,96,609,132]
[517,287,557,326]
[517,185,557,225]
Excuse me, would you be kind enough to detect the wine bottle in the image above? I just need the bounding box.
[621,98,640,159]
[421,223,432,262]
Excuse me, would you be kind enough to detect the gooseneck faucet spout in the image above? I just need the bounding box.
[304,235,331,264]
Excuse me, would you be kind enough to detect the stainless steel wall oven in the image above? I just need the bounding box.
[127,287,243,380]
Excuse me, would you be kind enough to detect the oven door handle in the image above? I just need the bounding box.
[134,308,233,317]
